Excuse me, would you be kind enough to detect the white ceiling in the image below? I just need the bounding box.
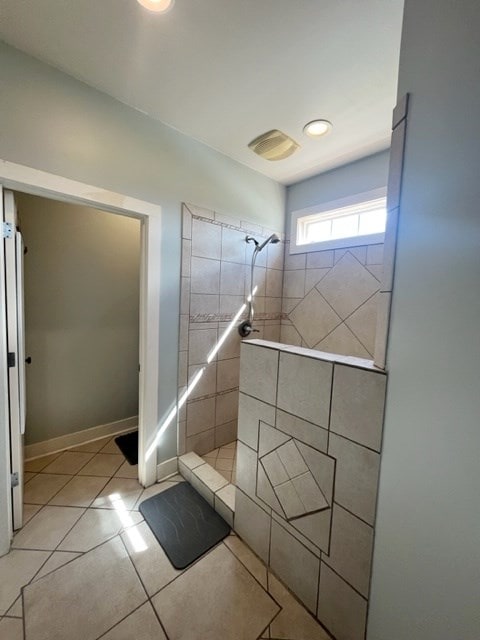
[0,0,404,185]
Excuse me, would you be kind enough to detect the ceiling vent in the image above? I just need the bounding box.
[248,129,299,161]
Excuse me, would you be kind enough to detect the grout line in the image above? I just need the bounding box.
[343,301,379,358]
[17,469,143,551]
[270,512,321,558]
[15,504,146,583]
[49,505,94,552]
[17,443,332,638]
[221,539,272,596]
[95,600,151,640]
[148,601,172,640]
[47,475,111,509]
[23,449,63,470]
[268,565,335,639]
[26,549,86,586]
[258,459,288,521]
[10,546,65,553]
[288,439,329,498]
[145,540,222,602]
[267,510,273,566]
[235,485,271,520]
[331,500,374,529]
[27,550,55,585]
[325,478,336,558]
[21,588,25,640]
[12,459,160,636]
[316,554,322,618]
[328,428,382,455]
[34,466,123,479]
[116,535,172,640]
[276,408,329,443]
[325,365,337,560]
[23,473,38,485]
[320,559,369,602]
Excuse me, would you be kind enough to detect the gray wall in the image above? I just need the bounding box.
[368,2,480,639]
[286,150,390,229]
[0,42,285,463]
[17,193,140,445]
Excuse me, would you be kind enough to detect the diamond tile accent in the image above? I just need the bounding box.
[259,439,330,521]
[317,252,380,319]
[274,480,308,519]
[296,442,335,505]
[276,441,308,476]
[289,289,341,347]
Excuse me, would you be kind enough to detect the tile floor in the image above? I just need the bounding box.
[0,435,331,640]
[203,441,237,483]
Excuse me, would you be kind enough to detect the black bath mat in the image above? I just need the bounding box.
[114,430,138,465]
[139,482,230,569]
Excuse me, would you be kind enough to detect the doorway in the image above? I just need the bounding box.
[0,161,162,554]
[15,191,141,521]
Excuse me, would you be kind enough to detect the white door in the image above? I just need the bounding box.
[3,190,26,530]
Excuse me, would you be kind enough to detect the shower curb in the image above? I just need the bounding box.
[178,452,235,527]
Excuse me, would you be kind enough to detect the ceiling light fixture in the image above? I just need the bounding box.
[303,119,332,138]
[136,0,174,13]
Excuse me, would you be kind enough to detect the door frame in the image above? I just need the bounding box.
[4,190,25,530]
[0,159,162,553]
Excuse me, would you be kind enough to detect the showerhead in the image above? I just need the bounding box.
[240,232,281,337]
[257,233,280,252]
[245,233,280,253]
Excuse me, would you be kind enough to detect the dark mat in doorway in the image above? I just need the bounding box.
[139,481,230,570]
[114,430,138,465]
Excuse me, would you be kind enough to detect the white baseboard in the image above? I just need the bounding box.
[156,457,178,481]
[25,416,138,460]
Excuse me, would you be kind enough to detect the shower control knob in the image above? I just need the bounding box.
[238,321,253,338]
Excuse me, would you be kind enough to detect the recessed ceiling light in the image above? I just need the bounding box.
[137,0,174,13]
[303,119,332,138]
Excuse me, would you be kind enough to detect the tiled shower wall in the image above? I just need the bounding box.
[235,339,387,640]
[178,203,284,455]
[280,242,384,359]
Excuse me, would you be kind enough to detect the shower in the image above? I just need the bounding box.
[238,233,280,337]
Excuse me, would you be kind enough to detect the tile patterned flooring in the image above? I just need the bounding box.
[203,441,237,484]
[0,436,331,640]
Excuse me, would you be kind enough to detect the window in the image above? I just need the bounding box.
[290,188,387,254]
